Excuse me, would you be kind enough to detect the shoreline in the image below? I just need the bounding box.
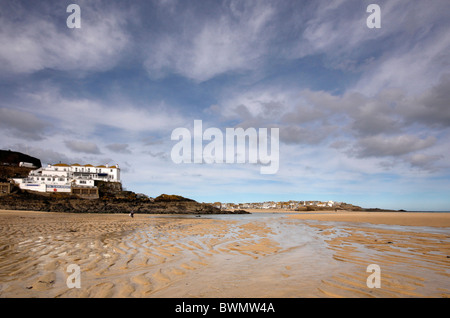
[244,209,450,227]
[2,208,450,227]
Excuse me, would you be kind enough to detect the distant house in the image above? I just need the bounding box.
[19,162,37,168]
[262,201,276,209]
[212,202,222,209]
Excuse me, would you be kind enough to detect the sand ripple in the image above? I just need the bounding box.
[0,210,449,298]
[307,223,450,297]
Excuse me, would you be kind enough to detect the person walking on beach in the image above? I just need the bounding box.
[129,211,134,218]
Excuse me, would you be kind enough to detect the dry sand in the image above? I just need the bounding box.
[289,210,450,227]
[246,209,450,227]
[0,209,449,298]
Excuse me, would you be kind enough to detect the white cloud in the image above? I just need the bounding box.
[351,1,450,96]
[20,87,184,137]
[143,0,277,82]
[0,1,131,75]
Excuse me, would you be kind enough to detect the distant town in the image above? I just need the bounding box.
[210,200,338,211]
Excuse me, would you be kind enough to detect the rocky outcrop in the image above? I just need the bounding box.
[0,191,249,214]
[0,150,41,168]
[0,166,34,181]
[295,203,405,212]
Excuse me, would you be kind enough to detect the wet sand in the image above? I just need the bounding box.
[0,209,449,298]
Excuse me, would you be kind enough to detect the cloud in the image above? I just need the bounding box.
[400,74,450,127]
[279,125,334,145]
[147,151,170,161]
[21,86,184,136]
[0,107,49,140]
[64,140,101,154]
[408,153,443,172]
[350,1,450,96]
[354,135,437,158]
[209,78,447,175]
[0,1,131,75]
[7,143,72,165]
[106,143,131,154]
[143,0,278,81]
[302,88,407,137]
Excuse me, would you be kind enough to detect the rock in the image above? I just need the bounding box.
[0,191,249,214]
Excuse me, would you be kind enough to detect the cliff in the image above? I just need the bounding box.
[0,190,249,214]
[0,150,42,168]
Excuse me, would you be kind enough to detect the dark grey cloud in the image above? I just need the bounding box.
[106,143,131,154]
[8,143,72,165]
[354,135,436,158]
[407,153,443,172]
[279,125,335,145]
[280,104,325,125]
[350,107,403,137]
[0,107,49,140]
[400,74,450,127]
[64,140,101,154]
[302,88,406,137]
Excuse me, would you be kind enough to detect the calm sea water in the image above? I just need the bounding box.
[146,211,450,235]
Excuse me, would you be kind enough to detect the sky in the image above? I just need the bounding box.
[0,0,449,211]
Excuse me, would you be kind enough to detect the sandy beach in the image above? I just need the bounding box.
[0,209,449,298]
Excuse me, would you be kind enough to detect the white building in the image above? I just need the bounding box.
[13,163,120,193]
